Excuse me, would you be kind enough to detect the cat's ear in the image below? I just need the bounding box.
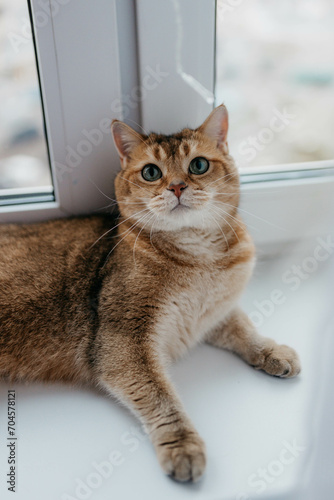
[111,120,143,167]
[197,104,229,153]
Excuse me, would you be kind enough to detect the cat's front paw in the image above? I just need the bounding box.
[253,343,301,378]
[156,432,206,482]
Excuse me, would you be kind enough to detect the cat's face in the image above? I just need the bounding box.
[112,105,239,232]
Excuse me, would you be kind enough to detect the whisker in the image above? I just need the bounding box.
[212,204,245,227]
[117,200,148,205]
[204,169,240,188]
[210,207,240,243]
[95,201,119,212]
[133,213,155,267]
[88,178,115,202]
[207,212,229,250]
[214,200,285,231]
[216,207,260,231]
[213,204,258,232]
[89,207,148,250]
[88,177,148,212]
[95,197,147,214]
[96,199,147,212]
[149,216,159,254]
[102,212,152,269]
[214,188,282,196]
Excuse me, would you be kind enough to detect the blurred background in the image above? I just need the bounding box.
[216,0,334,169]
[0,0,51,191]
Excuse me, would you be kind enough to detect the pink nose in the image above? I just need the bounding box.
[168,182,187,199]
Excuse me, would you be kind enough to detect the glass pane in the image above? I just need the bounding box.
[215,0,334,169]
[0,0,53,192]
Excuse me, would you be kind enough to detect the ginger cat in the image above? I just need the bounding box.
[0,105,300,482]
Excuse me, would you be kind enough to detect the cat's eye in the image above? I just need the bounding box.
[189,157,209,175]
[141,164,162,182]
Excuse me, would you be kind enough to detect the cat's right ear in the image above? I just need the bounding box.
[111,120,143,168]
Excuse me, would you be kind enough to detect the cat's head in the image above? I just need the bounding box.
[111,105,239,232]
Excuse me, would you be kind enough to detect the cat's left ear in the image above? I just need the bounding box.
[111,120,143,168]
[197,104,229,153]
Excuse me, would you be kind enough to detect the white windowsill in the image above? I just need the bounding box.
[0,246,333,500]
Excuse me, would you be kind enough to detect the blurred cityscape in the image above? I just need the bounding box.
[0,0,52,191]
[216,0,334,169]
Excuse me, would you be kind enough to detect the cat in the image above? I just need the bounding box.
[0,104,300,482]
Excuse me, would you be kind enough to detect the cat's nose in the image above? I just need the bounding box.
[168,182,188,199]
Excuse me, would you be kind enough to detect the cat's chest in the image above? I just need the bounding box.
[156,259,254,361]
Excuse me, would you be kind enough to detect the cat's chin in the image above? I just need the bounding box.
[171,203,190,213]
[150,207,212,232]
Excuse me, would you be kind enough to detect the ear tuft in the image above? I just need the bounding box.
[111,120,144,161]
[197,104,229,152]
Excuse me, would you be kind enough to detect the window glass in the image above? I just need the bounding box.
[0,0,52,194]
[216,0,334,169]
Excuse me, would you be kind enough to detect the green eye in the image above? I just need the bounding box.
[189,157,209,175]
[141,164,162,182]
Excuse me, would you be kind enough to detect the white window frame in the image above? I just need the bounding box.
[0,0,139,223]
[1,0,333,255]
